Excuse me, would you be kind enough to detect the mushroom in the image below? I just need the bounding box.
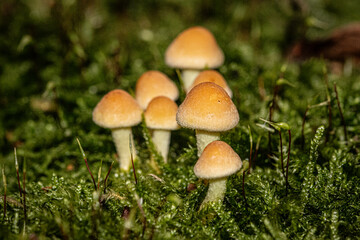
[194,140,242,209]
[188,70,233,98]
[92,89,142,170]
[165,26,224,92]
[135,70,179,109]
[144,96,180,162]
[176,82,239,156]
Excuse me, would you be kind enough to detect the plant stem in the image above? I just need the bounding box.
[323,69,332,142]
[286,130,291,196]
[136,195,147,236]
[104,161,114,193]
[268,84,280,153]
[23,158,27,221]
[279,131,285,176]
[334,83,348,142]
[129,133,137,185]
[248,126,253,174]
[258,76,266,101]
[97,159,103,191]
[14,148,22,199]
[2,166,6,219]
[76,138,97,191]
[175,69,185,95]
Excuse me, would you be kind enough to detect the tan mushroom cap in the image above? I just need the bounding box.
[144,96,180,130]
[176,82,239,132]
[135,70,179,109]
[189,70,232,97]
[93,89,142,129]
[194,141,242,179]
[165,26,224,69]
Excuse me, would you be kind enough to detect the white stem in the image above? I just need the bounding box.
[200,177,227,210]
[195,130,220,157]
[182,69,200,92]
[112,127,136,170]
[152,129,171,163]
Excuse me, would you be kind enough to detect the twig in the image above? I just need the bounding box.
[334,83,348,142]
[129,134,137,185]
[14,148,22,199]
[286,130,291,196]
[2,166,6,219]
[279,131,285,175]
[104,161,114,193]
[76,138,97,191]
[23,158,27,221]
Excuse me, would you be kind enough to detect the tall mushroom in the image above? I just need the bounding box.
[144,96,179,162]
[176,82,239,156]
[135,70,179,110]
[188,70,233,98]
[92,89,142,170]
[165,26,224,92]
[194,141,242,209]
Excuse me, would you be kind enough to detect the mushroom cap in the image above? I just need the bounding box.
[165,26,224,69]
[135,70,179,109]
[144,96,180,130]
[188,70,233,97]
[93,89,142,129]
[176,82,239,132]
[194,141,242,179]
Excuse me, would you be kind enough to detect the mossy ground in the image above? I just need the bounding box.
[0,0,360,239]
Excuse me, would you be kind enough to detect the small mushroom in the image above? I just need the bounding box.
[135,70,179,109]
[144,96,179,162]
[176,82,239,156]
[188,70,232,98]
[194,141,242,209]
[92,89,142,170]
[165,26,224,92]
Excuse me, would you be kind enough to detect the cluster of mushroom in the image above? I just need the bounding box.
[92,70,179,170]
[92,26,242,208]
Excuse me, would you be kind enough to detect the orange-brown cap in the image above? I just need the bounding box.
[176,82,239,132]
[194,141,242,179]
[135,70,179,109]
[93,89,142,129]
[188,70,232,97]
[165,26,224,69]
[144,96,180,130]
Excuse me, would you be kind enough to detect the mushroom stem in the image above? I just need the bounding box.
[182,69,200,92]
[112,127,136,170]
[195,130,220,157]
[152,129,171,163]
[200,177,227,210]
